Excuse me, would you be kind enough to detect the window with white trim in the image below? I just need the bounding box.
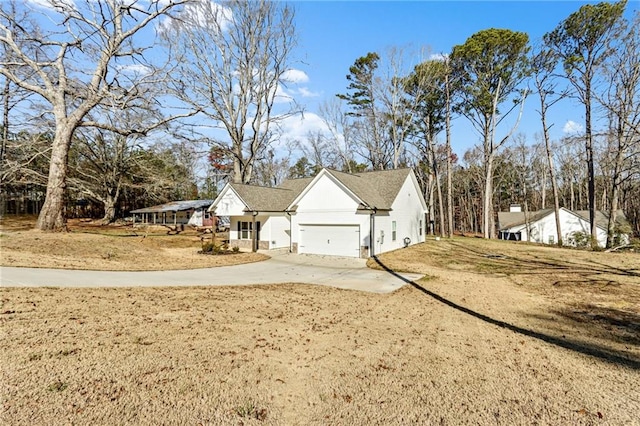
[392,221,397,241]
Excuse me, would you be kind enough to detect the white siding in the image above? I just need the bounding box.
[268,215,291,249]
[213,189,247,216]
[374,174,426,255]
[230,214,269,242]
[291,174,370,256]
[504,208,609,247]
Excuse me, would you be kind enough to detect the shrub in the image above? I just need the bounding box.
[232,246,240,253]
[570,231,589,249]
[201,242,215,253]
[200,242,227,255]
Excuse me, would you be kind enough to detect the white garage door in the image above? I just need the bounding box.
[299,224,360,258]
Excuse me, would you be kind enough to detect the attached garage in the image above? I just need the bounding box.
[299,224,360,258]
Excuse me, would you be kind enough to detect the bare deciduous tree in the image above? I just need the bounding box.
[318,99,355,173]
[163,0,297,184]
[596,12,640,247]
[1,0,188,230]
[544,0,627,247]
[532,45,568,246]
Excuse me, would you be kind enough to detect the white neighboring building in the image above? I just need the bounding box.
[208,168,428,258]
[497,205,630,247]
[130,199,214,227]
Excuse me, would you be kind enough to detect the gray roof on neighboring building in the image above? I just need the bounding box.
[130,199,214,214]
[575,210,630,228]
[498,209,554,229]
[498,208,629,230]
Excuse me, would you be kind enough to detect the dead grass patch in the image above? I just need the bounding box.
[2,284,638,425]
[0,215,267,270]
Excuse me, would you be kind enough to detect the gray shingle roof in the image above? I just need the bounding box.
[575,210,630,228]
[497,209,554,229]
[223,168,414,212]
[229,184,300,212]
[130,199,213,214]
[340,168,412,210]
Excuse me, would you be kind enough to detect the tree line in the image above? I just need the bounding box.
[1,0,638,248]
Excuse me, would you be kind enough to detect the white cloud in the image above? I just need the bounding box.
[278,112,330,144]
[273,85,295,104]
[563,120,584,134]
[429,53,449,61]
[158,0,233,35]
[281,69,309,84]
[297,87,320,98]
[117,64,152,75]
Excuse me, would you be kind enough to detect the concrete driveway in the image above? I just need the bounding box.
[0,252,423,293]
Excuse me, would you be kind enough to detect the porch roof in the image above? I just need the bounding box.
[130,199,213,214]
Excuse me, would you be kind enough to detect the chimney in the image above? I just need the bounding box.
[509,204,522,213]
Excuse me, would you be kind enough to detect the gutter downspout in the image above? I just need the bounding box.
[370,207,377,258]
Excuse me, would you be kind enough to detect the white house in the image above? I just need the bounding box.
[130,199,214,227]
[497,205,630,247]
[208,168,428,258]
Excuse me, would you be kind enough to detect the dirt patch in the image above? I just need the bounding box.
[0,216,268,270]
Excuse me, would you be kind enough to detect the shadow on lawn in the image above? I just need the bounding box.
[372,256,640,370]
[447,241,640,281]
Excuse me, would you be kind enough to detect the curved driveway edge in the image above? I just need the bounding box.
[0,253,423,294]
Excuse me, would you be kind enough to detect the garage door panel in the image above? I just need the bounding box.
[299,225,360,257]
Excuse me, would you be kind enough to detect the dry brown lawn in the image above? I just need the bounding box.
[0,216,267,270]
[1,218,639,425]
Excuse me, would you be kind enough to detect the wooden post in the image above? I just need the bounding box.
[212,212,216,248]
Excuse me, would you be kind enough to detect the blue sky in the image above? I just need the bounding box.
[282,0,640,160]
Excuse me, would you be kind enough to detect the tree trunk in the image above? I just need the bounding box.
[36,127,73,231]
[102,191,119,224]
[606,127,625,248]
[427,173,435,235]
[430,143,445,237]
[542,111,563,246]
[445,71,454,238]
[483,155,494,239]
[584,85,598,247]
[102,198,116,224]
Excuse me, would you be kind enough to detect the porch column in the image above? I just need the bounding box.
[252,211,258,252]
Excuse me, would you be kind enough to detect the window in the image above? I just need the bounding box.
[392,221,397,241]
[548,235,554,245]
[237,221,261,240]
[419,219,423,236]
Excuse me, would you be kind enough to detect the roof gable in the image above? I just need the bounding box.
[288,168,415,211]
[210,168,422,214]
